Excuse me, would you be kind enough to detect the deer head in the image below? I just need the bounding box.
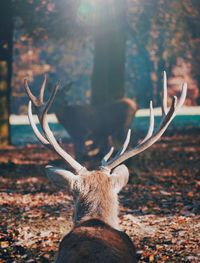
[24,72,187,230]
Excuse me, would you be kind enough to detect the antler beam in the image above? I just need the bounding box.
[102,72,187,170]
[24,77,85,174]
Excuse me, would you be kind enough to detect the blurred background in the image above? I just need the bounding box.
[0,0,200,148]
[1,1,200,262]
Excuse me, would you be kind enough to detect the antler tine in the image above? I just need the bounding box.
[158,83,187,130]
[140,100,154,144]
[119,129,131,155]
[101,147,114,166]
[39,74,47,103]
[103,72,187,170]
[27,82,60,148]
[28,100,50,146]
[24,79,39,107]
[24,76,48,107]
[159,96,177,129]
[40,81,60,118]
[101,129,131,168]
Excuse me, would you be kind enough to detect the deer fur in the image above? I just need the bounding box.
[46,164,137,262]
[56,219,136,263]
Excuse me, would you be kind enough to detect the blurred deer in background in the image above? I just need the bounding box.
[24,72,187,263]
[38,77,137,160]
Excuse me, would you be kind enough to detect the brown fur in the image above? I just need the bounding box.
[56,219,136,263]
[73,171,119,228]
[48,168,137,262]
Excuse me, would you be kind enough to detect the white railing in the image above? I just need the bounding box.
[9,106,200,125]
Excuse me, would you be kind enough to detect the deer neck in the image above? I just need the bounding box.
[73,191,120,230]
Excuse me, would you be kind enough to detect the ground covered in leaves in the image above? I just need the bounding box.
[0,128,200,262]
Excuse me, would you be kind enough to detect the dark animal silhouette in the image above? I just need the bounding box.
[54,89,137,159]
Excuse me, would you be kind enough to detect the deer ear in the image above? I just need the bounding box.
[110,164,129,193]
[45,165,78,189]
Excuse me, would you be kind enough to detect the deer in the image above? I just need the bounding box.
[38,77,138,160]
[24,71,187,263]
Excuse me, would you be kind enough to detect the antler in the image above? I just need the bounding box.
[102,71,187,170]
[24,76,85,174]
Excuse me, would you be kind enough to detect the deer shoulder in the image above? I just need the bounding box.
[56,219,135,263]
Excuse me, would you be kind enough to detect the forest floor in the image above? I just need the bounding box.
[0,128,200,262]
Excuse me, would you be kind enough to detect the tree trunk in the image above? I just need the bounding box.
[153,28,166,107]
[0,0,13,145]
[132,43,154,108]
[91,0,126,105]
